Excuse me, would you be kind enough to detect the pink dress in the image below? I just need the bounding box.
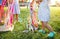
[8,3,14,25]
[30,2,38,28]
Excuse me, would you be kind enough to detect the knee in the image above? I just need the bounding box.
[42,21,48,27]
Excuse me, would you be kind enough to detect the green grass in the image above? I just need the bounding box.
[0,7,60,39]
[50,7,60,21]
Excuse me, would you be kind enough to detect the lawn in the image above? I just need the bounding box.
[0,7,60,39]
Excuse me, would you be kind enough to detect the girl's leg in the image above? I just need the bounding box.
[43,22,55,37]
[39,21,53,34]
[8,14,14,31]
[13,14,16,24]
[16,14,18,21]
[38,21,46,33]
[7,14,13,28]
[41,21,53,32]
[13,14,18,24]
[41,21,45,30]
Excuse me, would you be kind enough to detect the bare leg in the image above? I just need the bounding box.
[16,14,18,21]
[41,21,53,32]
[41,21,45,30]
[13,14,17,24]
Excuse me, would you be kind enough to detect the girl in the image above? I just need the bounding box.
[13,0,20,22]
[29,0,38,31]
[23,0,38,32]
[0,0,6,23]
[37,0,55,37]
[4,0,14,31]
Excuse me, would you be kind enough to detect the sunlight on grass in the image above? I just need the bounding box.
[50,7,60,21]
